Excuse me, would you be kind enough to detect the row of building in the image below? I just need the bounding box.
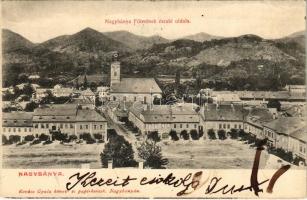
[2,104,108,141]
[127,103,306,163]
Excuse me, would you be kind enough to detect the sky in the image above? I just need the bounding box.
[1,1,306,43]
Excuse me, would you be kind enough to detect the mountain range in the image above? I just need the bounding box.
[2,27,305,89]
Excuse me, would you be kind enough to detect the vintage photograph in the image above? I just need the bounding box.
[1,1,306,171]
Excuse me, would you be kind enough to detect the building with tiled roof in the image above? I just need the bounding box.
[288,126,307,161]
[109,61,162,103]
[129,104,200,136]
[33,104,107,139]
[2,112,33,139]
[200,104,246,134]
[244,107,276,139]
[263,117,306,148]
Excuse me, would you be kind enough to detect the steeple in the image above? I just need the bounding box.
[110,52,120,86]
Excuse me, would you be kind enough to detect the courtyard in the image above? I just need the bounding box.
[2,138,272,169]
[2,142,105,168]
[160,139,270,169]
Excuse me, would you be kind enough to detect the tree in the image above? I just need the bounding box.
[100,135,137,168]
[180,130,189,140]
[217,129,227,140]
[207,129,216,139]
[83,74,88,89]
[147,131,161,142]
[190,129,199,140]
[267,99,281,111]
[169,130,179,141]
[137,140,169,169]
[229,129,238,139]
[24,135,35,141]
[24,101,39,112]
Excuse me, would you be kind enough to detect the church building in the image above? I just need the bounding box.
[109,61,162,103]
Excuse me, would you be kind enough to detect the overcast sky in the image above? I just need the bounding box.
[1,1,306,43]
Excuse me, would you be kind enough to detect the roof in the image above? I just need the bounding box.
[110,78,162,94]
[34,104,78,116]
[69,97,93,105]
[264,117,306,135]
[130,104,199,123]
[286,85,306,89]
[290,126,307,142]
[283,105,306,117]
[246,107,275,127]
[69,74,109,84]
[236,91,290,99]
[80,89,95,96]
[33,104,106,122]
[202,104,246,121]
[76,109,106,122]
[214,92,241,102]
[2,112,33,127]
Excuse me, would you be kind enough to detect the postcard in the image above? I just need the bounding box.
[0,0,306,198]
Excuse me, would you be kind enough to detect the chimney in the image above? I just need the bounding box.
[108,160,113,169]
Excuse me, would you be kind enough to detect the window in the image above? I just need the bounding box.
[194,124,197,129]
[174,124,176,128]
[29,128,31,132]
[219,124,222,129]
[80,125,83,130]
[223,124,226,129]
[234,124,237,129]
[134,96,137,101]
[13,128,16,132]
[239,125,242,129]
[100,125,103,129]
[123,96,127,101]
[46,124,49,128]
[180,124,182,128]
[144,96,147,103]
[65,124,68,129]
[3,128,6,132]
[8,128,11,132]
[60,124,63,129]
[94,125,97,130]
[24,128,27,132]
[70,124,74,129]
[186,124,189,128]
[85,125,89,129]
[41,124,45,128]
[18,128,21,132]
[227,124,230,129]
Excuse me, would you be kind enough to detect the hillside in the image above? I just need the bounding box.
[104,31,169,50]
[39,27,131,53]
[2,28,305,90]
[2,29,35,52]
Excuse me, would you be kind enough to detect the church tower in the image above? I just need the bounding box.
[110,53,120,86]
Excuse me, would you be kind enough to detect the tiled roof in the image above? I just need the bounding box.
[110,78,162,94]
[69,98,93,105]
[33,104,106,122]
[264,117,306,135]
[130,104,199,123]
[236,91,290,99]
[80,89,95,96]
[34,104,78,116]
[246,107,275,127]
[2,112,33,127]
[76,109,106,122]
[203,104,246,121]
[290,126,307,143]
